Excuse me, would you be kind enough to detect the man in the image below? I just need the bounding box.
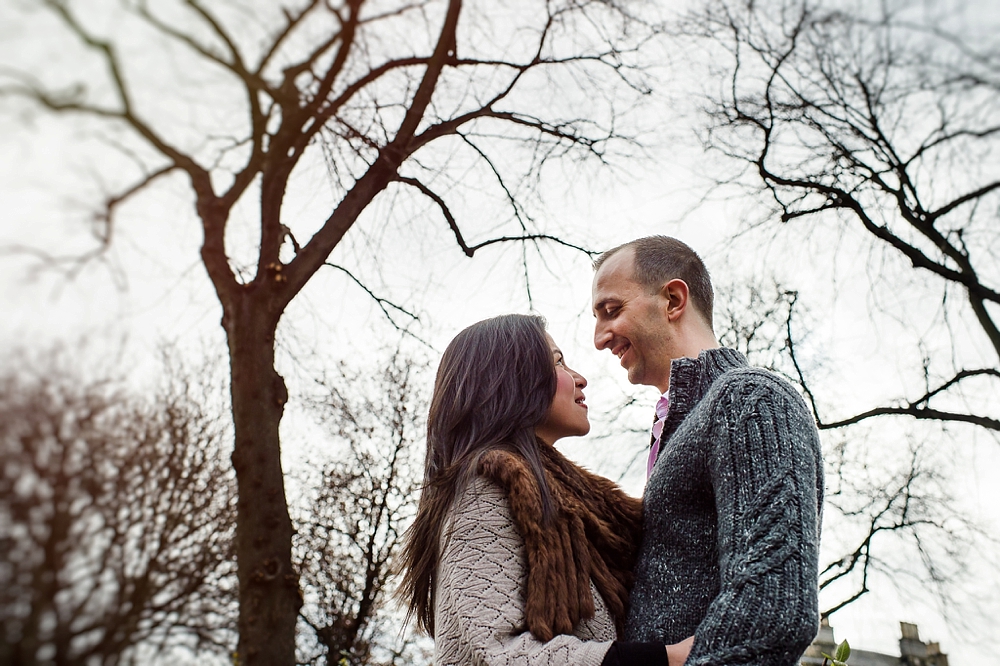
[592,236,823,666]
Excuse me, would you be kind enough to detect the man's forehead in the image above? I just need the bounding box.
[593,250,636,293]
[600,246,636,273]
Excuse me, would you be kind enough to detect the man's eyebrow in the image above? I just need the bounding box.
[593,297,617,313]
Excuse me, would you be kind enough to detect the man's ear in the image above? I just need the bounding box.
[660,279,689,322]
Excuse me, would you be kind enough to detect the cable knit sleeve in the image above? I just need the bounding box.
[433,478,616,666]
[690,370,823,666]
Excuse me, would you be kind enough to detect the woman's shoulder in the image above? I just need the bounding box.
[453,475,508,510]
[446,475,513,531]
[439,476,524,575]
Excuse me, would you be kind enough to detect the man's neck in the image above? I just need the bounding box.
[656,334,722,394]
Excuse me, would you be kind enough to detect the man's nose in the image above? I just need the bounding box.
[594,321,612,350]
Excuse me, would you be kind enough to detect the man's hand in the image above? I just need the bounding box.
[666,636,694,666]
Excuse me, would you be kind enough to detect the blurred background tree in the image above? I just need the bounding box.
[292,350,428,666]
[0,349,237,665]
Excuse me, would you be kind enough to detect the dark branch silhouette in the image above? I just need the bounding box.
[691,0,1000,440]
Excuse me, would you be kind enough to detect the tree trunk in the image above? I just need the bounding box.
[225,291,299,666]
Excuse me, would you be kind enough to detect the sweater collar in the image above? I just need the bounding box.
[661,347,747,442]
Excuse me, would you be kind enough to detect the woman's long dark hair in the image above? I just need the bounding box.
[397,314,558,636]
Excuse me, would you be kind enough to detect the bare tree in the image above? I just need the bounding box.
[0,2,660,662]
[817,433,982,620]
[714,281,800,377]
[292,350,427,666]
[687,0,1000,434]
[0,349,237,666]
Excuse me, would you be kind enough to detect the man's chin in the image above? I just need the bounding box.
[628,368,665,390]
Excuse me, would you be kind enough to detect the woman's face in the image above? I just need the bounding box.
[535,333,590,445]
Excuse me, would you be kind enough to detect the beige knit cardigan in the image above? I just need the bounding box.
[433,477,616,666]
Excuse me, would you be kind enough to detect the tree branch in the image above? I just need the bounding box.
[820,405,1000,431]
[41,0,212,191]
[394,176,596,259]
[321,262,430,348]
[256,0,323,76]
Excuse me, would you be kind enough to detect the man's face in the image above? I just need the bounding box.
[592,250,674,392]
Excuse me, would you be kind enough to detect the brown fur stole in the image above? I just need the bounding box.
[477,444,643,641]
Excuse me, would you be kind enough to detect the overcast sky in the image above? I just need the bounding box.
[2,0,998,663]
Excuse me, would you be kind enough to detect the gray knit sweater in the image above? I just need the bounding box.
[625,348,824,666]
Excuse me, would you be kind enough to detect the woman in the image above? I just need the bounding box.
[399,314,689,666]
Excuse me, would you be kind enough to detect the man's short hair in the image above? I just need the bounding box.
[594,236,714,329]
